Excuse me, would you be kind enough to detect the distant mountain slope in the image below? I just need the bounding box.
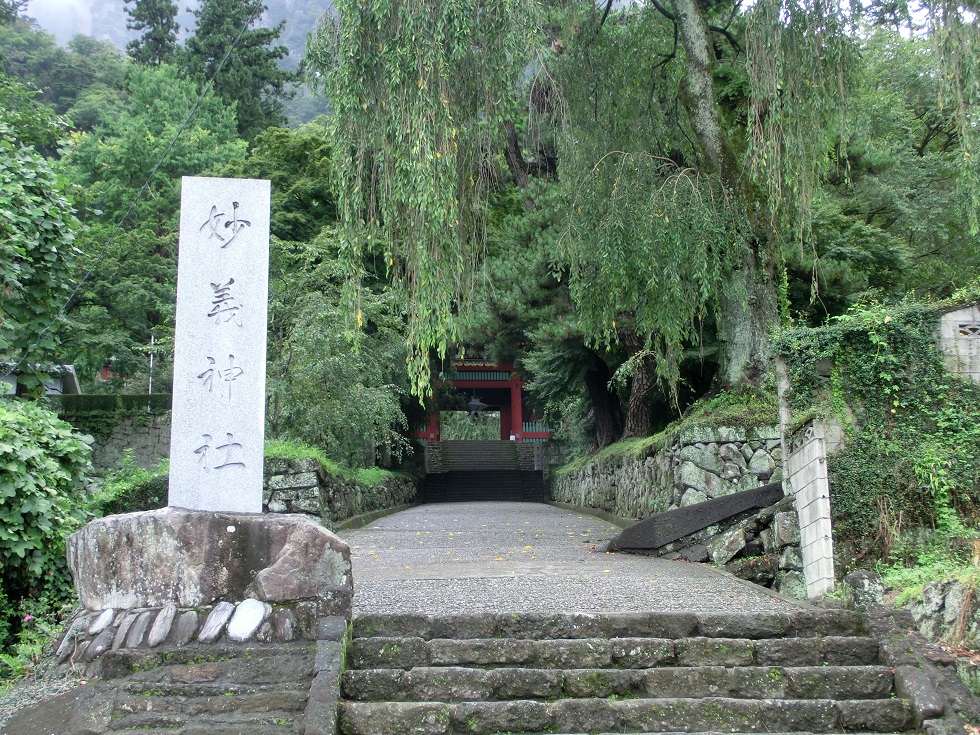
[24,0,328,67]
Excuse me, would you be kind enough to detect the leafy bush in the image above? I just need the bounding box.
[353,466,409,486]
[0,595,75,693]
[265,438,406,487]
[92,452,168,516]
[0,399,93,650]
[0,124,81,394]
[265,438,344,477]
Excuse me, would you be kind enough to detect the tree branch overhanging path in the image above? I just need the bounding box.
[307,0,979,402]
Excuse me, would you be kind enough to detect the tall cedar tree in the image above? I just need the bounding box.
[124,0,180,66]
[184,0,298,141]
[0,0,23,25]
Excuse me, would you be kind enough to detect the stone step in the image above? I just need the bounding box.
[106,724,302,735]
[350,610,866,641]
[114,686,310,717]
[445,471,525,501]
[342,665,895,702]
[124,655,315,686]
[441,441,520,472]
[348,635,880,670]
[338,697,912,735]
[109,708,303,732]
[97,640,314,680]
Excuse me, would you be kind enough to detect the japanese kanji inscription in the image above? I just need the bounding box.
[169,176,270,513]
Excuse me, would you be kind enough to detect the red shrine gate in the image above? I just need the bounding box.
[415,362,551,443]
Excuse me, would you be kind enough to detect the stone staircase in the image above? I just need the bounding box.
[421,441,545,503]
[440,441,521,472]
[63,642,314,735]
[339,610,914,735]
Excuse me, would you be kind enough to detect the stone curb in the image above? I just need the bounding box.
[305,615,349,735]
[336,503,421,531]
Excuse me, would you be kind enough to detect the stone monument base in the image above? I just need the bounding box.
[67,506,352,615]
[5,508,355,735]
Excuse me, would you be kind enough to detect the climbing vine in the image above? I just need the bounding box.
[776,294,980,567]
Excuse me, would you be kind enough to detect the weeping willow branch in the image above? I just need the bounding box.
[558,151,746,388]
[307,0,537,398]
[928,0,979,232]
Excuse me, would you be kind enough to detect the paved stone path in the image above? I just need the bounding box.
[342,502,806,616]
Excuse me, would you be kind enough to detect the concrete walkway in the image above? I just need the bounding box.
[341,502,806,616]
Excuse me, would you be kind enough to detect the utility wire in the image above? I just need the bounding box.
[2,5,261,386]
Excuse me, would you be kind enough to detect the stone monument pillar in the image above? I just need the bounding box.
[47,178,351,735]
[168,176,270,513]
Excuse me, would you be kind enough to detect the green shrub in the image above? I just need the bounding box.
[353,466,409,486]
[0,595,74,693]
[265,438,405,487]
[92,453,169,516]
[265,438,344,476]
[0,399,93,651]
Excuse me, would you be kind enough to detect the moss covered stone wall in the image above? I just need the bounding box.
[550,426,782,521]
[264,458,417,526]
[51,394,172,471]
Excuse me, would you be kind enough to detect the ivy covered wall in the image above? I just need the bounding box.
[776,298,980,570]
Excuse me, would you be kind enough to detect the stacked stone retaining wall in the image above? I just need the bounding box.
[264,458,417,526]
[550,426,782,521]
[906,578,980,695]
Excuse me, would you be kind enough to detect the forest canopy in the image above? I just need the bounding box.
[0,0,977,458]
[306,0,978,446]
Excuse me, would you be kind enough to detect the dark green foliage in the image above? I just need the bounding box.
[0,20,126,129]
[0,70,62,149]
[777,297,980,566]
[124,0,180,67]
[0,399,93,648]
[214,121,337,243]
[0,0,24,25]
[51,393,172,414]
[185,0,299,141]
[0,119,80,394]
[440,411,500,441]
[61,63,245,386]
[787,29,976,325]
[50,394,171,441]
[266,235,412,470]
[307,0,535,398]
[552,8,742,389]
[93,456,167,516]
[97,476,167,516]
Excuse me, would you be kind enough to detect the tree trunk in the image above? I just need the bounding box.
[620,330,657,438]
[717,238,780,389]
[502,119,532,190]
[672,0,780,390]
[582,350,623,450]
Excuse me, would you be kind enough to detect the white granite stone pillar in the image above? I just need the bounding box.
[168,176,271,513]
